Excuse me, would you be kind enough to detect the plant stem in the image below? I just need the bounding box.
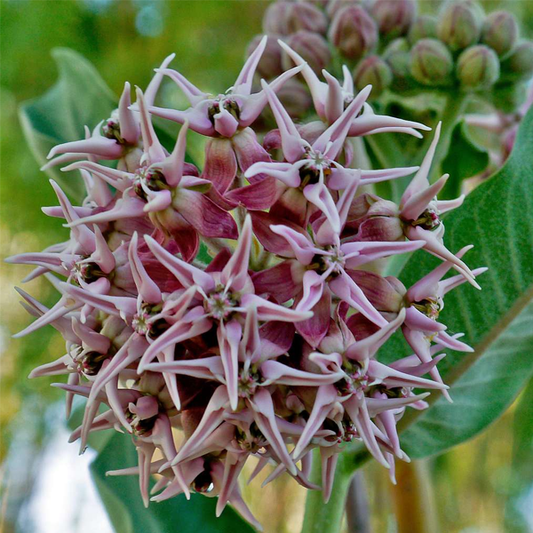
[427,92,469,181]
[300,453,352,533]
[345,472,370,533]
[390,460,439,533]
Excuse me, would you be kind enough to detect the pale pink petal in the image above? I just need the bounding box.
[293,385,338,460]
[269,224,316,264]
[260,79,304,163]
[118,82,140,144]
[329,272,387,327]
[249,388,297,475]
[128,232,162,304]
[218,319,243,410]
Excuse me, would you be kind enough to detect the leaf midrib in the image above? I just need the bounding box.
[397,282,533,434]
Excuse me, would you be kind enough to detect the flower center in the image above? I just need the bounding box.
[311,246,345,278]
[192,470,215,493]
[411,206,441,230]
[80,351,109,376]
[336,360,368,395]
[204,287,239,321]
[412,297,442,320]
[207,97,241,124]
[299,149,332,186]
[235,422,267,453]
[237,366,262,400]
[102,115,124,143]
[73,259,107,284]
[133,167,168,200]
[132,303,169,339]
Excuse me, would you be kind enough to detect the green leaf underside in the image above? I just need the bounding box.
[441,120,490,199]
[19,48,117,201]
[19,48,195,203]
[91,432,255,533]
[375,105,533,459]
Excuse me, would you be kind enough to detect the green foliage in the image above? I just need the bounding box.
[19,48,117,200]
[380,105,533,459]
[91,432,255,533]
[441,119,489,198]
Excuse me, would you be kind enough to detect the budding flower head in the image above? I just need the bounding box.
[264,0,327,36]
[481,11,519,57]
[328,5,378,61]
[383,38,411,79]
[408,15,437,44]
[282,31,331,74]
[353,55,392,97]
[410,38,453,87]
[370,0,416,40]
[457,44,500,90]
[500,40,533,82]
[437,0,484,52]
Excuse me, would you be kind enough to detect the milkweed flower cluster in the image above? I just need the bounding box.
[9,36,485,530]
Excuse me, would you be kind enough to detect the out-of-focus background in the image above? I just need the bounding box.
[1,1,532,532]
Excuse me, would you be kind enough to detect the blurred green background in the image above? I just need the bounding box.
[1,1,532,532]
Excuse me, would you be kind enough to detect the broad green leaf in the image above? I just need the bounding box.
[19,48,117,200]
[378,105,533,459]
[440,120,489,199]
[91,432,255,533]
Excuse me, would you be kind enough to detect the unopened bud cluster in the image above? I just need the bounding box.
[252,0,533,103]
[10,36,485,530]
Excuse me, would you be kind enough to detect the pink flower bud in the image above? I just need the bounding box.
[353,55,393,97]
[437,0,484,52]
[264,1,327,36]
[282,31,331,74]
[328,5,378,60]
[482,11,519,57]
[410,38,454,87]
[370,0,416,39]
[456,44,500,90]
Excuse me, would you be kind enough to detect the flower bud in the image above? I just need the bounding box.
[481,11,519,57]
[326,0,364,19]
[277,79,314,118]
[383,38,411,78]
[437,0,484,51]
[246,34,283,79]
[500,41,533,82]
[353,55,393,97]
[456,45,500,90]
[263,1,327,36]
[410,38,453,86]
[370,0,416,39]
[408,15,437,44]
[328,5,378,60]
[282,31,331,74]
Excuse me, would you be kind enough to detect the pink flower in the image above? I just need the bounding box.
[10,36,486,529]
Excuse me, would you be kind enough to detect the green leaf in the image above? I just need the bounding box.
[19,48,117,201]
[91,432,255,533]
[380,105,533,459]
[440,120,490,199]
